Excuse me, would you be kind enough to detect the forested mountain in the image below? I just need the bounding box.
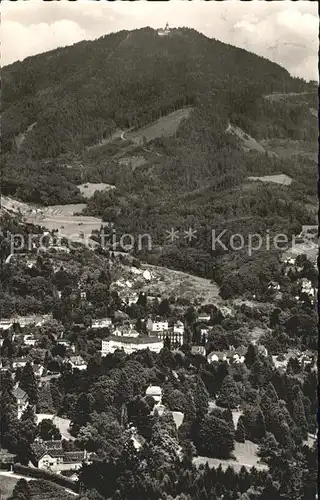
[1,27,317,296]
[2,27,314,159]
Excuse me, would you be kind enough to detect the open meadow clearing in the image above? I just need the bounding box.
[1,197,103,242]
[125,107,193,144]
[194,440,268,472]
[248,174,293,185]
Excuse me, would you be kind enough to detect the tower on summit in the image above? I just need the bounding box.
[158,22,170,37]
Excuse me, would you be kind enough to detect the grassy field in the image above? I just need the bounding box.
[2,196,103,242]
[194,440,268,472]
[0,474,18,499]
[111,263,221,306]
[125,107,193,144]
[248,174,293,186]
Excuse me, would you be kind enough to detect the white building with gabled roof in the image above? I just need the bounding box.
[101,335,163,356]
[145,385,162,405]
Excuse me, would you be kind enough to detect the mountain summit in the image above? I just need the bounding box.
[2,27,311,159]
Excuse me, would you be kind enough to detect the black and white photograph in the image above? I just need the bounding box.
[0,1,318,499]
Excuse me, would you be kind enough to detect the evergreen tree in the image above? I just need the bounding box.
[244,343,258,367]
[253,410,266,441]
[191,375,209,420]
[216,375,240,408]
[235,416,246,443]
[196,415,234,459]
[19,362,38,405]
[8,478,31,500]
[70,393,91,436]
[37,418,62,440]
[37,382,55,413]
[264,382,279,403]
[292,386,308,438]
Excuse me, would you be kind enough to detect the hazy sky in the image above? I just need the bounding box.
[2,0,318,81]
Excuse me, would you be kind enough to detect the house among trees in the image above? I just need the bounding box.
[113,326,139,338]
[147,318,169,333]
[13,386,28,419]
[191,345,206,356]
[68,355,87,371]
[91,318,112,329]
[57,339,76,352]
[13,315,52,328]
[101,335,163,356]
[12,357,28,369]
[156,322,184,347]
[0,448,15,470]
[31,440,89,472]
[61,469,80,482]
[0,319,14,331]
[197,312,211,323]
[207,346,248,365]
[145,385,162,405]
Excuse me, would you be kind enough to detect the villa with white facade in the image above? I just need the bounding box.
[147,318,169,333]
[101,335,163,356]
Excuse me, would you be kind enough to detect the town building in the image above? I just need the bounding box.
[197,313,211,323]
[147,318,169,333]
[57,340,76,352]
[91,318,112,329]
[13,386,29,419]
[68,355,87,371]
[101,335,163,356]
[32,440,90,472]
[13,315,52,328]
[12,357,28,369]
[0,320,14,331]
[207,346,248,365]
[33,364,45,377]
[207,351,227,364]
[200,328,210,343]
[158,22,171,36]
[300,278,316,296]
[191,345,206,356]
[113,327,139,338]
[114,310,130,322]
[268,281,281,292]
[61,470,80,482]
[257,345,268,357]
[23,334,37,346]
[0,449,15,470]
